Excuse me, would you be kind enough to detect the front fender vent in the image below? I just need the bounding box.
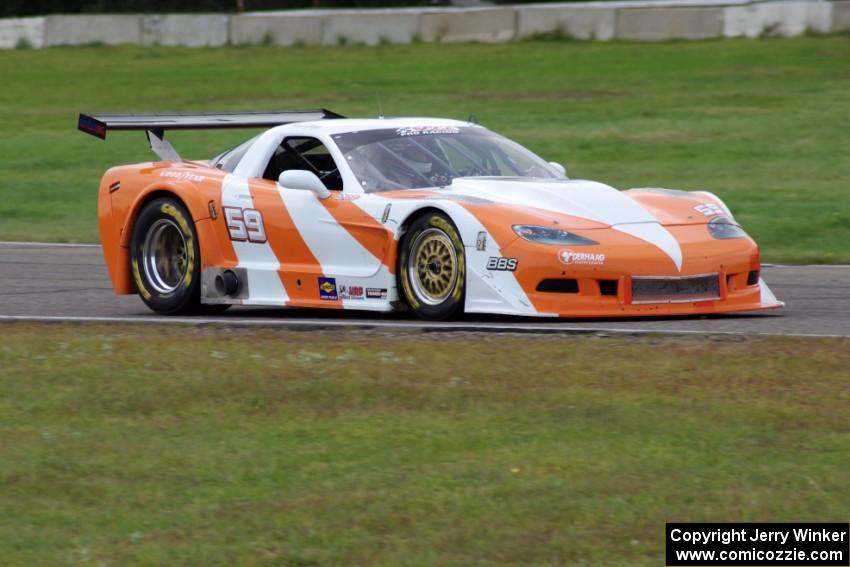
[536,279,579,294]
[598,280,618,296]
[747,270,760,286]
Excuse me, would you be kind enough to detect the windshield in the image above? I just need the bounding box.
[332,126,561,192]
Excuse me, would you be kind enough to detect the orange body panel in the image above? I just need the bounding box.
[98,162,231,294]
[457,196,771,317]
[499,225,765,317]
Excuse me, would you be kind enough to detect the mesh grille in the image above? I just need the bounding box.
[632,274,720,304]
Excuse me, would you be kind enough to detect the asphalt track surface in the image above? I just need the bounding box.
[0,242,848,338]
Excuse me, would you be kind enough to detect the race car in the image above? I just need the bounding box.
[78,110,783,320]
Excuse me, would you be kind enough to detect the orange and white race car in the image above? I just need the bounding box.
[79,110,783,320]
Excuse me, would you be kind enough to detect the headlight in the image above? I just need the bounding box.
[512,225,599,245]
[708,216,748,240]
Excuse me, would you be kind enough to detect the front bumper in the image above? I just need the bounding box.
[480,224,784,318]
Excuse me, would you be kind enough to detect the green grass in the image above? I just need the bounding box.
[0,38,848,261]
[1,324,849,565]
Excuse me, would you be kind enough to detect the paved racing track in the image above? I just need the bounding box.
[1,242,848,337]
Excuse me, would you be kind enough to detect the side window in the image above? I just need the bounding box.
[212,135,259,173]
[263,137,342,191]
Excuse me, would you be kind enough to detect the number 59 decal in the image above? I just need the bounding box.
[223,207,267,243]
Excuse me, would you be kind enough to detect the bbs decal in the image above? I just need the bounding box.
[487,257,518,271]
[224,207,267,243]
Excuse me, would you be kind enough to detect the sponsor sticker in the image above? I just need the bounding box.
[559,249,605,266]
[318,277,338,300]
[396,126,460,137]
[160,170,205,183]
[486,257,518,271]
[366,288,388,300]
[694,203,725,217]
[339,285,364,300]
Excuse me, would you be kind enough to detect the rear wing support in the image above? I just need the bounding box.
[146,129,180,162]
[77,109,345,162]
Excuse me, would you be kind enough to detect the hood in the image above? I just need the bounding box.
[625,187,734,226]
[443,177,687,271]
[445,177,661,227]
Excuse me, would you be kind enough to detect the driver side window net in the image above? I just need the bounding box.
[263,137,342,191]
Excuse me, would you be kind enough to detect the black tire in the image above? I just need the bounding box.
[130,197,205,315]
[398,212,466,321]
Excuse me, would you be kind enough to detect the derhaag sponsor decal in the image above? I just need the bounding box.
[318,277,338,300]
[559,249,605,266]
[366,288,388,299]
[486,257,518,271]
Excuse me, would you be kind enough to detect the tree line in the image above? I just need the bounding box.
[4,0,591,18]
[4,0,443,18]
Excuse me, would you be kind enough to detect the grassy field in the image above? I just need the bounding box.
[0,38,848,261]
[0,324,848,565]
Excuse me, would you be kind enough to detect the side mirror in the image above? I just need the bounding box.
[278,169,331,199]
[548,161,567,178]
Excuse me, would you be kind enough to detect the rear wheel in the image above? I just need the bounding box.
[130,197,217,315]
[398,213,465,320]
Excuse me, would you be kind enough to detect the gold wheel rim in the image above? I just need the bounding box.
[408,228,458,306]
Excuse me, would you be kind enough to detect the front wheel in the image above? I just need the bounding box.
[130,197,202,315]
[398,213,466,320]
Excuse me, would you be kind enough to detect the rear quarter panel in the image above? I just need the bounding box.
[98,161,230,294]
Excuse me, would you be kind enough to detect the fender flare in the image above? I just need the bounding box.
[118,181,211,248]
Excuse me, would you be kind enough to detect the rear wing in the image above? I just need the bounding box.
[77,109,344,161]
